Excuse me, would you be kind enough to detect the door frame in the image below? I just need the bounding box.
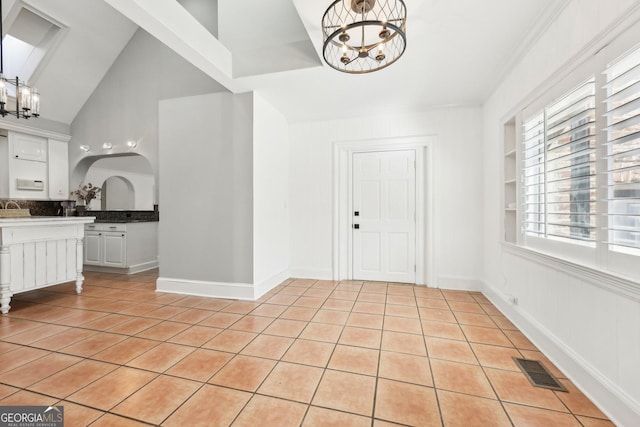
[332,135,436,285]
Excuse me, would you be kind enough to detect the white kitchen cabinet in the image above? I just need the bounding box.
[48,139,69,200]
[84,222,157,273]
[0,131,70,201]
[10,132,47,162]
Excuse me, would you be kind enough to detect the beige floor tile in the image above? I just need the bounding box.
[258,361,324,403]
[240,334,294,359]
[381,331,426,355]
[168,325,223,346]
[249,303,288,318]
[282,339,335,367]
[556,379,608,419]
[233,395,308,427]
[383,316,422,334]
[263,318,307,338]
[485,368,567,412]
[471,342,522,371]
[431,359,496,399]
[166,348,233,382]
[0,347,50,374]
[438,390,511,427]
[339,326,382,349]
[347,312,384,329]
[280,306,318,321]
[112,375,200,425]
[0,353,81,388]
[378,351,433,387]
[303,406,371,427]
[374,378,441,426]
[126,342,194,372]
[504,402,581,426]
[301,322,344,343]
[312,309,350,325]
[163,385,251,427]
[59,401,104,427]
[328,345,379,376]
[461,324,514,347]
[198,312,243,328]
[421,319,466,340]
[92,337,159,364]
[425,336,478,364]
[67,366,156,410]
[313,370,376,416]
[202,329,257,352]
[209,355,276,392]
[28,359,118,398]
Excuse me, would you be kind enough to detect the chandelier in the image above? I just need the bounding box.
[0,0,40,119]
[322,0,407,74]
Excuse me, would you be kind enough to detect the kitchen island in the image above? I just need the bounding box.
[0,216,95,314]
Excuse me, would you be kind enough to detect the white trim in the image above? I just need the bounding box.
[156,277,255,300]
[84,260,158,275]
[333,135,435,285]
[437,275,483,292]
[253,269,290,300]
[288,267,333,281]
[0,119,71,142]
[504,243,640,303]
[156,269,290,301]
[481,279,640,427]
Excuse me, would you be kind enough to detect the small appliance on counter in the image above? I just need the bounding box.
[57,200,77,217]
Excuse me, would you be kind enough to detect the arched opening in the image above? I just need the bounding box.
[71,153,155,210]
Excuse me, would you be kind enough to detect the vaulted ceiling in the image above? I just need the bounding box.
[5,0,564,125]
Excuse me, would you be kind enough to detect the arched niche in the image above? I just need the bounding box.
[70,153,155,210]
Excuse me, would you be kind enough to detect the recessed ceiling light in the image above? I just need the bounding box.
[127,140,137,148]
[102,142,112,150]
[79,145,90,152]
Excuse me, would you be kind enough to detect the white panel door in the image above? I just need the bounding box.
[353,150,416,283]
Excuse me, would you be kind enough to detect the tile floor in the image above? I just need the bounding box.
[0,271,614,426]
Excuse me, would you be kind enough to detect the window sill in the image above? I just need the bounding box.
[501,242,640,302]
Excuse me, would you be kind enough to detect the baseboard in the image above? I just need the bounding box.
[84,260,158,275]
[288,267,333,281]
[156,277,255,300]
[436,275,483,291]
[254,270,291,300]
[480,279,640,427]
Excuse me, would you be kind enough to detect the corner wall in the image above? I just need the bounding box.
[482,1,640,424]
[158,92,254,293]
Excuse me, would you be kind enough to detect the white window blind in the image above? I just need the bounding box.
[522,79,597,244]
[522,112,545,236]
[604,45,640,254]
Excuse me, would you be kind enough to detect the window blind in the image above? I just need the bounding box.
[545,78,597,242]
[604,46,640,253]
[521,79,597,243]
[522,112,545,236]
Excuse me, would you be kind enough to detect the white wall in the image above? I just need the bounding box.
[289,106,484,287]
[252,93,290,291]
[70,29,225,198]
[158,92,254,287]
[482,1,640,425]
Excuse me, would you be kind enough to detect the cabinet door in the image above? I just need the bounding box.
[84,231,102,265]
[11,132,47,162]
[103,232,126,267]
[48,139,69,199]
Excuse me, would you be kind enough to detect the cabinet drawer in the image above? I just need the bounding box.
[85,223,126,232]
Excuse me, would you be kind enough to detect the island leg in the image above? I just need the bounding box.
[75,238,84,294]
[0,245,12,314]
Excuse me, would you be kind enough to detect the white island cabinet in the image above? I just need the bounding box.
[0,216,95,314]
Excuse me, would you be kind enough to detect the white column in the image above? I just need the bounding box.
[75,237,84,294]
[0,245,12,314]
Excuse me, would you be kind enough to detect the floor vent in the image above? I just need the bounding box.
[513,358,568,392]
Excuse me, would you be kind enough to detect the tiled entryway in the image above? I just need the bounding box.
[0,271,614,426]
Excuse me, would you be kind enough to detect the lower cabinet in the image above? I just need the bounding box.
[84,222,157,273]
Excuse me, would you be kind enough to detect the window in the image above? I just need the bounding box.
[605,45,640,255]
[520,43,640,266]
[522,78,597,245]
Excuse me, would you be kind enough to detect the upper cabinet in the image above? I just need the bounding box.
[11,133,47,162]
[0,131,69,200]
[48,139,69,200]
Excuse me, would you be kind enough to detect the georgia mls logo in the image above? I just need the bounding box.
[0,405,64,427]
